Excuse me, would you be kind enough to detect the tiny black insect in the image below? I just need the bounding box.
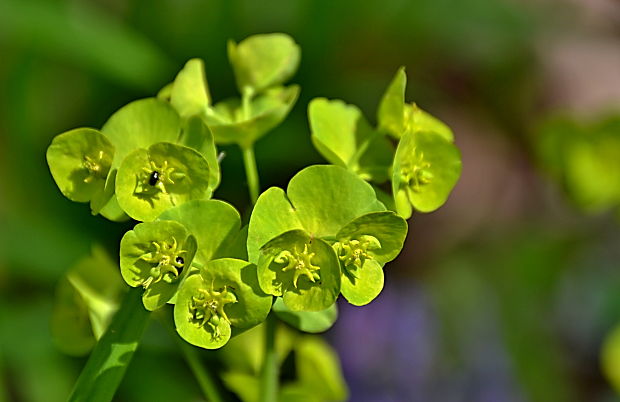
[176,256,184,266]
[149,171,160,186]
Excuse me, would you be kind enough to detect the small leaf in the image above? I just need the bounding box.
[377,66,406,138]
[392,130,462,214]
[46,128,114,204]
[340,259,383,306]
[272,297,338,333]
[228,33,300,95]
[206,85,299,147]
[257,230,340,312]
[116,142,211,222]
[119,220,197,311]
[170,58,210,119]
[179,116,221,195]
[406,103,454,142]
[295,336,349,401]
[159,199,242,264]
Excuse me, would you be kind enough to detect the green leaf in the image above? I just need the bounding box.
[67,287,150,402]
[159,199,242,264]
[101,98,181,170]
[340,259,384,306]
[392,130,462,215]
[377,66,406,138]
[295,336,349,401]
[287,165,385,237]
[170,58,211,119]
[272,297,338,333]
[116,142,211,222]
[46,128,114,204]
[206,85,299,147]
[257,230,340,312]
[179,116,221,195]
[119,220,197,311]
[406,103,454,142]
[335,211,408,264]
[228,33,300,95]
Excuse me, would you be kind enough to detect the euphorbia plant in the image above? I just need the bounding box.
[46,33,461,402]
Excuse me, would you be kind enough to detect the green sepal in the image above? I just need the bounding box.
[170,58,211,119]
[377,66,406,138]
[406,103,454,142]
[335,211,407,264]
[257,230,340,312]
[272,297,338,333]
[119,220,197,311]
[116,142,211,222]
[228,33,300,95]
[179,116,221,194]
[340,259,384,306]
[206,85,299,147]
[158,199,242,264]
[392,130,462,214]
[46,128,114,205]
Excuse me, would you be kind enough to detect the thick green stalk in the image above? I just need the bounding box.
[241,145,260,205]
[259,313,278,402]
[68,287,150,402]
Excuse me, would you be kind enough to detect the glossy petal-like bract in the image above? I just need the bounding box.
[116,142,211,222]
[179,116,220,195]
[120,220,197,311]
[392,130,462,216]
[174,258,271,349]
[159,199,242,264]
[46,128,114,204]
[228,33,300,95]
[170,58,210,119]
[406,103,454,142]
[206,85,299,147]
[257,230,340,312]
[377,66,406,138]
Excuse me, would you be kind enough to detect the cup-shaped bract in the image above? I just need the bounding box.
[179,116,221,195]
[405,103,454,142]
[309,98,394,183]
[174,258,272,349]
[46,128,115,206]
[258,230,341,312]
[333,211,407,305]
[120,220,198,311]
[170,58,211,119]
[116,142,211,222]
[377,66,406,138]
[228,33,300,95]
[247,165,386,264]
[159,199,244,263]
[206,85,299,147]
[392,130,462,217]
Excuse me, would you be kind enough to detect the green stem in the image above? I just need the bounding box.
[68,287,150,402]
[259,313,278,402]
[241,145,260,205]
[156,311,224,402]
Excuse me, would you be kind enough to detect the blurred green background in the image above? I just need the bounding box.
[1,0,620,401]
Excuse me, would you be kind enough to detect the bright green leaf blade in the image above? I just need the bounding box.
[180,116,221,194]
[228,33,300,94]
[248,187,304,264]
[116,142,211,222]
[393,130,462,213]
[272,298,338,333]
[406,103,454,142]
[200,258,272,329]
[207,85,299,147]
[68,287,150,402]
[170,58,210,118]
[287,165,385,237]
[119,220,195,311]
[295,336,349,401]
[258,230,340,312]
[308,98,361,166]
[46,128,114,203]
[157,82,173,101]
[377,66,406,138]
[336,211,408,264]
[174,274,232,349]
[159,199,242,264]
[101,98,181,170]
[340,259,384,306]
